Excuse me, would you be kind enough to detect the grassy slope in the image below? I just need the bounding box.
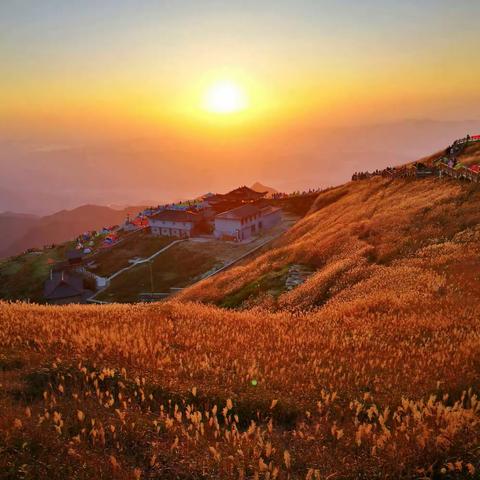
[90,232,173,278]
[460,141,480,166]
[178,175,480,311]
[96,242,219,302]
[0,242,75,302]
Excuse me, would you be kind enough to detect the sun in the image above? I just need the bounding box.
[202,80,248,114]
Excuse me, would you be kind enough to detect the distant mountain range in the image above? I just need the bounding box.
[0,204,146,259]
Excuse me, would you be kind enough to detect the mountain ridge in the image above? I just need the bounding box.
[0,204,146,258]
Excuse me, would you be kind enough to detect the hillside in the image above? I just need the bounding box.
[177,175,480,312]
[178,141,480,308]
[0,204,145,258]
[0,242,75,302]
[2,158,480,477]
[0,212,40,255]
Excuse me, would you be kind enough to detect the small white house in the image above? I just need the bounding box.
[214,204,281,241]
[148,210,200,238]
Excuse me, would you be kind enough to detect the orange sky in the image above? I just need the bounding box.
[1,1,479,213]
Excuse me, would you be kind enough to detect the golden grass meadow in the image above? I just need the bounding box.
[2,175,480,479]
[2,1,480,478]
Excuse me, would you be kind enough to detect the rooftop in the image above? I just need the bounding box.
[205,186,267,205]
[66,250,84,261]
[226,186,266,199]
[260,206,282,216]
[44,271,84,300]
[215,204,261,220]
[149,210,199,223]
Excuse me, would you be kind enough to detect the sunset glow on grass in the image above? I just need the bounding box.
[202,80,249,114]
[1,2,480,478]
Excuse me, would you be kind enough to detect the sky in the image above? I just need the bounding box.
[1,0,479,213]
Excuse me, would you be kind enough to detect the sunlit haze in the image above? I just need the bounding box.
[1,0,479,214]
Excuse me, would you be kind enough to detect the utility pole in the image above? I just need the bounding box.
[148,260,154,293]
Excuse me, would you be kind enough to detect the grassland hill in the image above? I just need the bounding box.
[178,141,480,311]
[1,142,480,479]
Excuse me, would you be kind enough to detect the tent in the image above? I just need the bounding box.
[102,232,119,247]
[131,217,149,228]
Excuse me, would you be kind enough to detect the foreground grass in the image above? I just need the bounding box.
[1,285,480,479]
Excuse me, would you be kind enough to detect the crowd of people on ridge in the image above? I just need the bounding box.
[352,134,480,182]
[351,166,414,181]
[271,188,322,199]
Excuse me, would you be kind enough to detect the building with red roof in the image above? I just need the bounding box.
[214,204,281,241]
[148,210,200,238]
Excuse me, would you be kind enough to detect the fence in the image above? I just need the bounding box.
[438,163,480,183]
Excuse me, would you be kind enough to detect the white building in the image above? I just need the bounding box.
[148,210,200,238]
[214,204,281,241]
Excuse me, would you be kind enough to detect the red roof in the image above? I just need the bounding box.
[149,210,199,223]
[130,217,149,227]
[225,186,266,200]
[206,186,267,205]
[215,204,261,220]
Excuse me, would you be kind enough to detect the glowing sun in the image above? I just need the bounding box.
[202,80,248,114]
